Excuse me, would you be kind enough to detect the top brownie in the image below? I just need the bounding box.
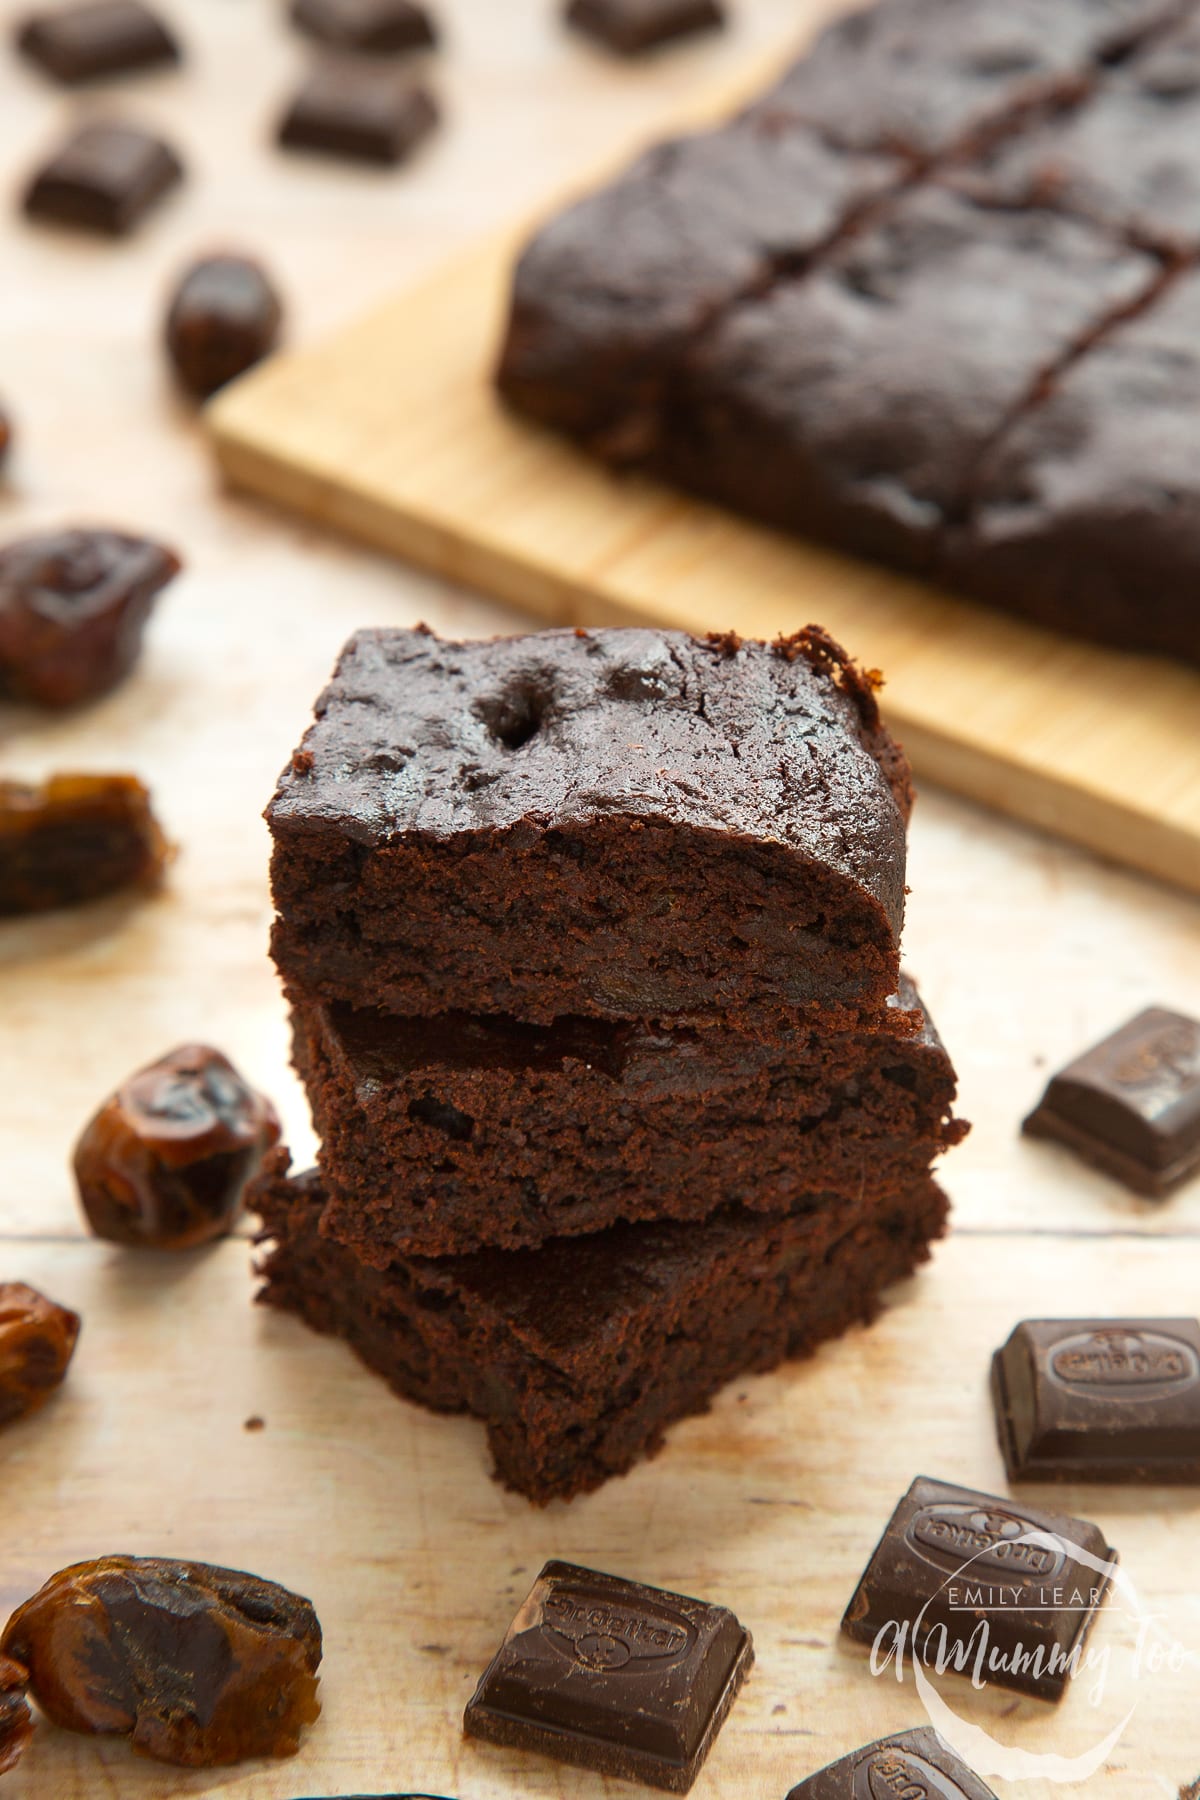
[268,625,912,1023]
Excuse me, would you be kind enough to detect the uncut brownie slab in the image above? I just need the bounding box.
[943,271,1200,660]
[253,1151,949,1502]
[267,625,913,1025]
[291,977,965,1259]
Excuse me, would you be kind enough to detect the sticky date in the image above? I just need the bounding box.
[0,773,170,916]
[166,255,284,399]
[1,1556,322,1767]
[0,527,180,708]
[74,1045,281,1249]
[0,1655,32,1776]
[0,405,11,474]
[0,1283,80,1427]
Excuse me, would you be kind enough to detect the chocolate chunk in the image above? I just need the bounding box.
[0,527,180,707]
[0,774,170,915]
[993,1318,1200,1482]
[785,1726,998,1799]
[165,255,283,399]
[1023,1007,1200,1196]
[565,0,724,55]
[464,1560,753,1792]
[278,62,439,165]
[23,121,183,236]
[290,0,437,54]
[16,1,180,84]
[841,1476,1115,1702]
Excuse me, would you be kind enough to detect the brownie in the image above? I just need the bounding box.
[959,12,1200,253]
[290,977,965,1258]
[944,272,1200,662]
[743,0,1179,163]
[16,0,180,84]
[267,626,914,1025]
[253,1151,950,1502]
[23,121,183,236]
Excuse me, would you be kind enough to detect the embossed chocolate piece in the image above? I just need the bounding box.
[785,1725,998,1799]
[23,120,183,236]
[290,0,437,53]
[993,1318,1200,1482]
[1023,1006,1200,1196]
[16,1,180,84]
[278,63,439,165]
[464,1560,752,1791]
[841,1477,1116,1702]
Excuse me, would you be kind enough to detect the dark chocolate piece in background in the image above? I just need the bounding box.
[785,1725,999,1799]
[165,255,284,399]
[0,527,180,707]
[841,1476,1115,1702]
[464,1559,753,1792]
[993,1318,1200,1482]
[0,407,11,473]
[16,0,180,84]
[290,0,437,54]
[565,0,725,56]
[278,62,439,165]
[1023,1006,1200,1196]
[23,121,183,236]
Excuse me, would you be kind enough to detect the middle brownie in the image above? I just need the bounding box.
[290,976,965,1259]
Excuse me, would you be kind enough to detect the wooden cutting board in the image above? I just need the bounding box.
[206,186,1200,901]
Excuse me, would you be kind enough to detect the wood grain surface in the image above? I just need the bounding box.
[2,3,1200,1798]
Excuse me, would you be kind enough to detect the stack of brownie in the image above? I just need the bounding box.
[253,623,966,1502]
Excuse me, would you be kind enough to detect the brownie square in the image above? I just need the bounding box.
[649,189,1156,572]
[945,277,1200,665]
[464,1560,751,1793]
[278,62,439,165]
[267,626,914,1024]
[564,0,725,58]
[291,977,965,1258]
[786,1726,999,1800]
[16,0,180,84]
[841,1476,1116,1701]
[993,1319,1200,1482]
[499,117,899,452]
[253,1153,950,1502]
[290,0,437,54]
[22,121,183,236]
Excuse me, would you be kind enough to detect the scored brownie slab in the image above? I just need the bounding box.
[268,625,913,1024]
[291,977,965,1258]
[944,272,1200,662]
[253,1151,949,1503]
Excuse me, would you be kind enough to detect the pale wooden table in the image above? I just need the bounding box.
[2,4,1200,1798]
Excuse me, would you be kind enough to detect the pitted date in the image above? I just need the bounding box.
[0,1283,81,1427]
[74,1045,281,1249]
[0,1654,32,1776]
[0,527,180,708]
[1,1556,322,1767]
[0,774,170,916]
[166,254,284,399]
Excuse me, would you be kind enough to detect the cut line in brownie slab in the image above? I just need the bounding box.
[742,0,1190,164]
[268,626,913,1025]
[943,271,1200,662]
[252,1150,950,1503]
[955,11,1200,255]
[639,189,1158,575]
[292,977,966,1259]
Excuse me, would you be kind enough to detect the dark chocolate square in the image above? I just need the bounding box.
[464,1560,753,1791]
[22,121,183,236]
[16,0,180,84]
[1023,1007,1200,1196]
[565,0,724,55]
[290,0,437,53]
[786,1726,998,1799]
[993,1319,1200,1482]
[841,1477,1116,1702]
[277,61,439,164]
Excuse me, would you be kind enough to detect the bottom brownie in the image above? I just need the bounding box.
[252,1150,948,1503]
